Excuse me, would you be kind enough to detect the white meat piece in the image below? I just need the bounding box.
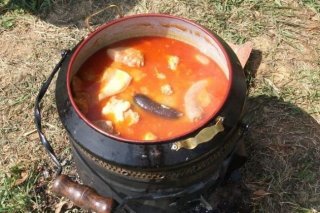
[161,84,173,95]
[124,109,140,126]
[98,69,132,101]
[107,47,144,67]
[168,55,179,70]
[102,97,131,122]
[184,80,209,121]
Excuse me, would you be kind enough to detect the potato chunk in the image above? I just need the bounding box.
[107,47,144,67]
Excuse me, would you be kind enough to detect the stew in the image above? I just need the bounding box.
[71,36,229,141]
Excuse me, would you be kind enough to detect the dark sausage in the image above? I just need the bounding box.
[134,94,182,119]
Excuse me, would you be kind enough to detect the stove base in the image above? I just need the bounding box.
[71,139,247,213]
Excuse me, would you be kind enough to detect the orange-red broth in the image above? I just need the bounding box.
[71,36,229,141]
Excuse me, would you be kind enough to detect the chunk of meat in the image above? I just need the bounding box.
[124,109,140,126]
[184,80,211,121]
[98,69,132,101]
[101,97,140,126]
[168,55,179,70]
[161,84,173,95]
[107,47,144,67]
[102,97,131,122]
[198,88,211,108]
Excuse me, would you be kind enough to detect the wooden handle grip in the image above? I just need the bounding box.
[52,175,114,213]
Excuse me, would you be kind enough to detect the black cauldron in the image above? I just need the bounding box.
[35,14,247,213]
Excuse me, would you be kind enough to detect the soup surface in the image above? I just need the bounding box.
[71,36,229,141]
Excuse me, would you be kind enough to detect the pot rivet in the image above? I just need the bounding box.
[171,144,179,151]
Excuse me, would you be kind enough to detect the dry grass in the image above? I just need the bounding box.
[0,0,319,212]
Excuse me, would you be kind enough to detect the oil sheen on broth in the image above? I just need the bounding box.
[71,36,229,141]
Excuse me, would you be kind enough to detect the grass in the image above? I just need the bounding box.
[0,0,52,30]
[0,0,319,212]
[300,0,320,13]
[0,0,52,13]
[0,165,39,212]
[135,0,284,43]
[252,66,320,117]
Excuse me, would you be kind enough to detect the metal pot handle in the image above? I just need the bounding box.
[34,50,70,175]
[34,50,115,213]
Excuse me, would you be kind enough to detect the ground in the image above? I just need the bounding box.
[0,0,319,212]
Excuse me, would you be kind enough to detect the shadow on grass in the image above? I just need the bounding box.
[0,0,138,28]
[210,95,320,213]
[207,49,319,212]
[241,95,320,212]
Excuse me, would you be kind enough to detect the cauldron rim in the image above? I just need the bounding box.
[66,13,234,144]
